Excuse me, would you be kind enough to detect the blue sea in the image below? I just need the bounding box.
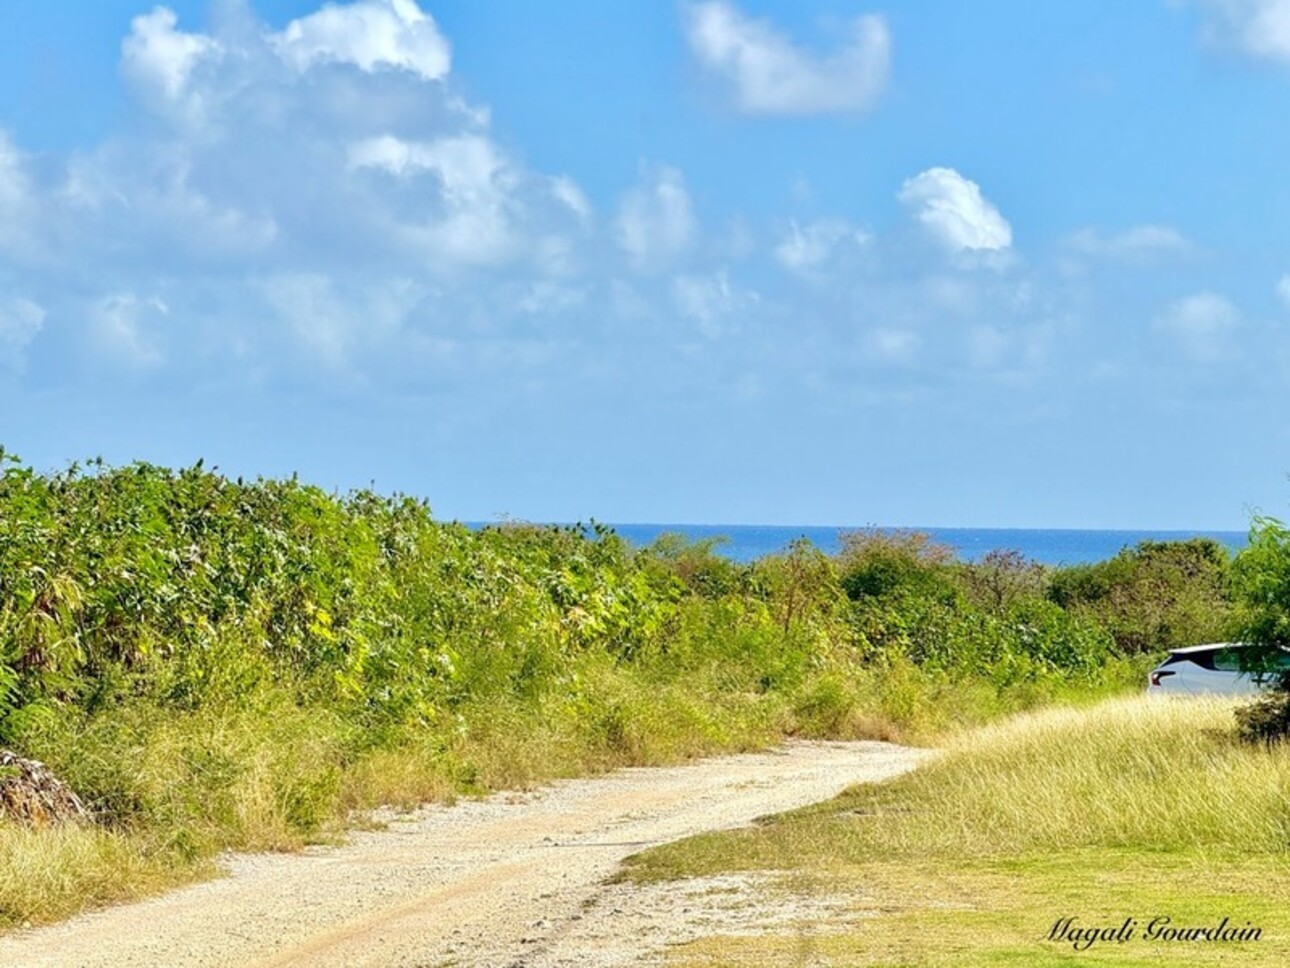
[510,524,1249,566]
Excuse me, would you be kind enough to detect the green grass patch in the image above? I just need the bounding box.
[622,696,1290,966]
[668,853,1290,966]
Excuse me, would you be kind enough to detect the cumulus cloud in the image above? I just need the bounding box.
[1197,0,1290,62]
[0,133,34,256]
[121,7,222,122]
[0,0,614,390]
[897,167,1012,253]
[92,294,166,367]
[684,2,889,115]
[0,297,44,368]
[672,270,757,338]
[273,0,451,81]
[1153,292,1240,362]
[774,218,869,274]
[616,166,696,270]
[348,134,592,270]
[1066,224,1192,263]
[262,272,421,366]
[0,0,1100,400]
[550,176,593,224]
[348,133,507,190]
[78,147,278,264]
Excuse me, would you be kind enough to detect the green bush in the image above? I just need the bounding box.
[1047,538,1235,653]
[1235,691,1290,744]
[837,529,959,604]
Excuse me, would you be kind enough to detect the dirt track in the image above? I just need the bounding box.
[0,741,924,967]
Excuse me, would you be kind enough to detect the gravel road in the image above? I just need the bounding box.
[0,740,924,967]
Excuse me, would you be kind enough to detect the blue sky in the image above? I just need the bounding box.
[1,0,1289,529]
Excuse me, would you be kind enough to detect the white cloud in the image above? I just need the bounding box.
[349,134,524,268]
[684,2,889,115]
[864,327,920,364]
[898,167,1012,253]
[775,218,869,274]
[0,132,33,255]
[273,0,451,81]
[0,0,1092,397]
[348,137,591,272]
[121,7,221,120]
[92,294,166,367]
[1198,0,1290,61]
[965,321,1052,373]
[672,270,757,337]
[550,176,593,224]
[0,297,44,367]
[1153,292,1240,362]
[348,133,507,193]
[48,142,279,272]
[1066,224,1192,262]
[0,2,586,383]
[1277,274,1290,309]
[262,272,420,365]
[516,281,587,317]
[0,133,28,211]
[616,166,696,270]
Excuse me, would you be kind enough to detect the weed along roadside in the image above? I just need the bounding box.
[0,741,928,967]
[0,453,1272,958]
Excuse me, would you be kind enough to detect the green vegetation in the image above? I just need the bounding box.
[0,452,1243,926]
[1048,538,1235,654]
[623,697,1290,966]
[1229,515,1290,743]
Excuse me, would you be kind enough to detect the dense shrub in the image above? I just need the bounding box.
[1229,516,1290,742]
[1046,538,1235,653]
[837,529,959,604]
[836,530,1120,682]
[959,549,1047,614]
[1235,691,1290,744]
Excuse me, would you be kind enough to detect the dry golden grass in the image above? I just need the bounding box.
[0,825,212,928]
[625,696,1290,966]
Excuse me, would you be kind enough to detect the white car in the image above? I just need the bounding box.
[1147,642,1290,696]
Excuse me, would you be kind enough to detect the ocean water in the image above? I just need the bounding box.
[593,524,1249,566]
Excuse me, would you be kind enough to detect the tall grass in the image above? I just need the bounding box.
[619,695,1290,966]
[626,695,1290,887]
[862,695,1290,856]
[0,826,206,926]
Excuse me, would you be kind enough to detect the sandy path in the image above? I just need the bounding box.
[0,740,924,968]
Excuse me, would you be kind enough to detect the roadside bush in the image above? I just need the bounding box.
[1046,538,1235,654]
[836,529,959,604]
[958,549,1047,614]
[1230,515,1290,742]
[837,530,1119,685]
[1235,690,1290,744]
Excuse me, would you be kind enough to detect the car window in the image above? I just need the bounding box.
[1209,648,1290,674]
[1182,649,1218,670]
[1213,649,1243,672]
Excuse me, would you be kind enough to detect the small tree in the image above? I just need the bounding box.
[1229,516,1290,742]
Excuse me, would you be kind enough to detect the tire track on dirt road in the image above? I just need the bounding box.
[0,741,926,967]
